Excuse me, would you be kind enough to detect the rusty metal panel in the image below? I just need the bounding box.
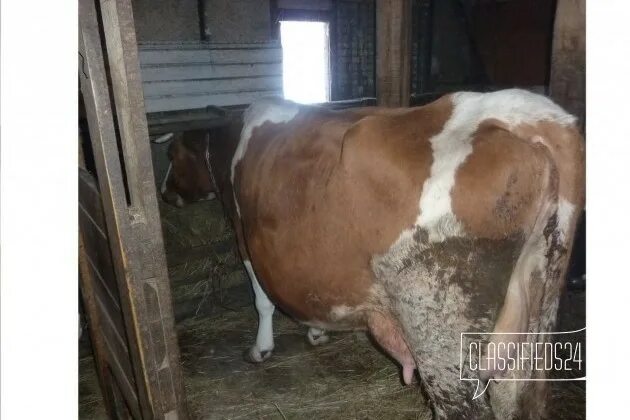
[79,0,188,418]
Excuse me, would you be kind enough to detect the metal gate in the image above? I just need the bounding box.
[79,0,188,418]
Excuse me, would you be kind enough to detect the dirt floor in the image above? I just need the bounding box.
[79,200,586,419]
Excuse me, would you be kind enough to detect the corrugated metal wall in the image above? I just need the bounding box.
[138,41,283,113]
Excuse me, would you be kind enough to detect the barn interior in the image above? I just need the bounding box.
[78,0,586,419]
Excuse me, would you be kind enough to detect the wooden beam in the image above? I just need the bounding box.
[549,0,585,130]
[376,0,412,107]
[79,0,189,418]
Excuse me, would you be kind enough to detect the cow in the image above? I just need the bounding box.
[161,89,585,419]
[159,130,217,207]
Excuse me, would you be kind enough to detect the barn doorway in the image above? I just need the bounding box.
[280,20,331,104]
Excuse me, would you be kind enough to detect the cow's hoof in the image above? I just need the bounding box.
[307,328,329,346]
[243,346,273,363]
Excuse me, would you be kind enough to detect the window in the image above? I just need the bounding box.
[279,21,331,104]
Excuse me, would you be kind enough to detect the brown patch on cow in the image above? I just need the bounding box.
[452,121,558,239]
[512,121,585,208]
[236,98,454,323]
[472,119,585,311]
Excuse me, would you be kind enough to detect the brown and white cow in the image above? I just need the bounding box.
[161,89,585,419]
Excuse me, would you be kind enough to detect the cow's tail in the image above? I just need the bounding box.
[487,138,559,355]
[488,124,585,419]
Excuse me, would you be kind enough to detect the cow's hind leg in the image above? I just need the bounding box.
[243,260,275,363]
[370,226,521,418]
[307,327,329,346]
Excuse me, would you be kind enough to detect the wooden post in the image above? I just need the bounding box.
[549,0,585,129]
[79,0,189,418]
[415,0,434,95]
[376,0,412,107]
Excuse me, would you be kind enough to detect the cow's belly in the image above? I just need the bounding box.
[244,220,378,330]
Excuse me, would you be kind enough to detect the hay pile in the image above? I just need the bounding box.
[159,199,248,321]
[158,198,431,418]
[177,284,430,420]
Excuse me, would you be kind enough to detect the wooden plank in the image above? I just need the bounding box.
[78,169,137,416]
[137,41,283,112]
[80,0,189,418]
[79,169,108,241]
[144,90,284,113]
[138,41,281,50]
[84,250,122,315]
[376,0,412,106]
[99,0,149,208]
[140,62,283,82]
[79,175,140,420]
[95,293,133,371]
[142,76,283,98]
[277,0,332,11]
[139,47,282,66]
[79,19,152,420]
[79,235,119,420]
[100,332,142,420]
[79,216,121,315]
[78,170,121,315]
[549,0,585,130]
[415,0,434,94]
[95,1,190,418]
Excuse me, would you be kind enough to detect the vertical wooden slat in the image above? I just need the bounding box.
[99,0,151,210]
[79,0,189,418]
[98,1,188,417]
[415,0,434,94]
[376,0,412,106]
[79,234,121,420]
[79,2,153,416]
[549,0,585,130]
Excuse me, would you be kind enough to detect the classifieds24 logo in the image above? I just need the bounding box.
[460,328,585,399]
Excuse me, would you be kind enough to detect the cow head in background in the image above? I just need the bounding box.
[159,120,243,208]
[160,130,217,207]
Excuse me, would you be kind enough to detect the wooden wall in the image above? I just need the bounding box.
[376,0,412,106]
[471,0,557,88]
[549,0,585,128]
[138,42,283,113]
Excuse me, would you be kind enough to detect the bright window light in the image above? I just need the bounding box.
[280,21,331,104]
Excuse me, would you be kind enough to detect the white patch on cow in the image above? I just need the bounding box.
[557,197,576,243]
[203,192,216,200]
[152,132,174,144]
[230,98,300,216]
[245,260,276,362]
[161,162,172,194]
[307,327,329,346]
[175,195,184,208]
[416,89,575,242]
[329,304,353,321]
[530,134,548,147]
